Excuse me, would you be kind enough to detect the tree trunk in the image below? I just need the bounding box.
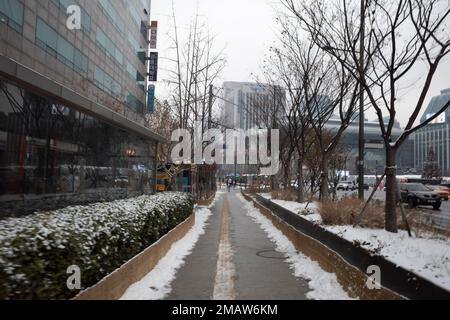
[297,157,305,203]
[320,155,330,201]
[385,147,398,233]
[283,162,290,190]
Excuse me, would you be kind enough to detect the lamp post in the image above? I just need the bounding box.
[358,0,366,200]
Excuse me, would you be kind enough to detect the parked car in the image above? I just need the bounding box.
[399,183,441,210]
[356,183,370,191]
[337,181,356,191]
[426,185,449,201]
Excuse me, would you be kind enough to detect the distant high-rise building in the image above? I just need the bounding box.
[221,81,285,130]
[219,81,285,177]
[415,88,450,176]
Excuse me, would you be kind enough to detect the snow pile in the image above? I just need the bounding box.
[237,194,353,300]
[259,194,320,222]
[0,192,194,300]
[121,206,213,300]
[326,226,450,290]
[266,197,450,292]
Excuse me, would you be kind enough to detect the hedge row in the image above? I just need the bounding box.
[0,192,194,300]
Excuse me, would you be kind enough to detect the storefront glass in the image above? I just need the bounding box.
[0,81,156,218]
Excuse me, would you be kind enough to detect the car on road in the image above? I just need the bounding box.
[426,185,450,201]
[337,181,356,191]
[399,183,441,210]
[356,183,370,191]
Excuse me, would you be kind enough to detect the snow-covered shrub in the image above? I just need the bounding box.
[0,192,194,300]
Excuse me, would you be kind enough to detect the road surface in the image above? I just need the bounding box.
[337,190,450,230]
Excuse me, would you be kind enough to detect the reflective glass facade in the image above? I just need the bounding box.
[0,0,161,219]
[415,89,450,176]
[0,82,157,218]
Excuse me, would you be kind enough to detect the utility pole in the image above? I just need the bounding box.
[207,84,214,195]
[358,0,366,200]
[208,84,213,129]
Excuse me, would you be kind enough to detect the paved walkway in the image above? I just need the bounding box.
[166,189,309,300]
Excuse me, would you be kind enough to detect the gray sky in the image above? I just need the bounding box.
[151,0,450,127]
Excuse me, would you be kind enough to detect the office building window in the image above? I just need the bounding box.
[127,93,144,114]
[96,27,124,65]
[94,65,122,98]
[128,4,141,29]
[36,18,88,76]
[127,33,146,65]
[98,0,125,34]
[0,0,23,32]
[128,33,140,52]
[126,62,137,79]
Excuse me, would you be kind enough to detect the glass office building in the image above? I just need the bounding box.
[415,89,450,176]
[325,118,415,175]
[0,0,164,218]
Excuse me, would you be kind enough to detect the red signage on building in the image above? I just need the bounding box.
[150,21,158,49]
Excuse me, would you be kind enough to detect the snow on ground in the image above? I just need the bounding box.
[326,226,450,290]
[120,206,214,300]
[208,190,225,209]
[213,241,236,300]
[259,194,322,224]
[265,197,450,292]
[237,193,354,300]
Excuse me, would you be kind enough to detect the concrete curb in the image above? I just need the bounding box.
[242,192,402,300]
[197,192,217,207]
[247,192,450,300]
[73,214,195,300]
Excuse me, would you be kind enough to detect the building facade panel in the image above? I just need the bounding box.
[414,89,450,176]
[0,0,162,218]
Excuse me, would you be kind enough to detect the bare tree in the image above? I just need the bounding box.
[166,2,227,132]
[270,15,359,201]
[145,99,179,163]
[260,43,311,202]
[283,0,450,232]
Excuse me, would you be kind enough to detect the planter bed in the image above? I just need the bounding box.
[0,192,194,300]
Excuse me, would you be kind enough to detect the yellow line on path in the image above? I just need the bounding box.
[212,195,236,300]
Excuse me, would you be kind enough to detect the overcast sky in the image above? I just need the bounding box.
[151,0,450,127]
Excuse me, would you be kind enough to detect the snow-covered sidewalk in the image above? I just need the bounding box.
[120,206,214,300]
[237,193,353,300]
[258,194,450,292]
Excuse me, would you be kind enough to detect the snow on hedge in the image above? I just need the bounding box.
[0,192,194,300]
[121,206,214,300]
